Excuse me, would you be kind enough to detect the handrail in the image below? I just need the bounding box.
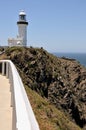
[0,60,40,130]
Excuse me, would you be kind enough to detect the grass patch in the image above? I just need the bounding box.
[25,86,82,130]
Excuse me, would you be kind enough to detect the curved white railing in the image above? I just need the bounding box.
[0,60,40,130]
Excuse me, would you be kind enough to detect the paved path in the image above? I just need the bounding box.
[0,75,12,130]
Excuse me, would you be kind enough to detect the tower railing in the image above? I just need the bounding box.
[0,60,40,130]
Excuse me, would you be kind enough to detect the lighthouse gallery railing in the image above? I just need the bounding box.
[0,60,40,130]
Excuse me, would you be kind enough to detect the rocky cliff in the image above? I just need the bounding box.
[0,47,86,130]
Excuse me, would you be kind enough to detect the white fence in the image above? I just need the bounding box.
[0,60,40,130]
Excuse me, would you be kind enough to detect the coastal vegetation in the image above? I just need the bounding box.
[0,46,86,130]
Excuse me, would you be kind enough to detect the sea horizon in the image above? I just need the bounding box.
[52,52,86,67]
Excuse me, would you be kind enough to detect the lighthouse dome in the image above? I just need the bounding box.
[19,10,26,15]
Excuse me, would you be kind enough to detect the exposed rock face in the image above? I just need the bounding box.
[48,58,86,129]
[3,47,86,129]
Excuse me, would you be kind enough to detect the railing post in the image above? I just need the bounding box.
[0,63,2,73]
[9,66,13,107]
[6,62,9,78]
[2,62,5,75]
[12,107,17,130]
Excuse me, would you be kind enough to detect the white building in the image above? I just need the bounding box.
[8,10,28,47]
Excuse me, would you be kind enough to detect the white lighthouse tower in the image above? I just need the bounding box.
[17,10,28,46]
[8,10,28,47]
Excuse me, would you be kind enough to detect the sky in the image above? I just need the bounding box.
[0,0,86,53]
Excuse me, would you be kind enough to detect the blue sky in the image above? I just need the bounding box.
[0,0,86,52]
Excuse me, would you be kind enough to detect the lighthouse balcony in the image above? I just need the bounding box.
[17,21,28,25]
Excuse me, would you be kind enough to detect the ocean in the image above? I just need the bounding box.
[53,53,86,67]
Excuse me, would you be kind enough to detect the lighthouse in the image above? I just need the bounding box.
[8,10,28,47]
[17,10,28,46]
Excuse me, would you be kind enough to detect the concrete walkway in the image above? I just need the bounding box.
[0,75,12,130]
